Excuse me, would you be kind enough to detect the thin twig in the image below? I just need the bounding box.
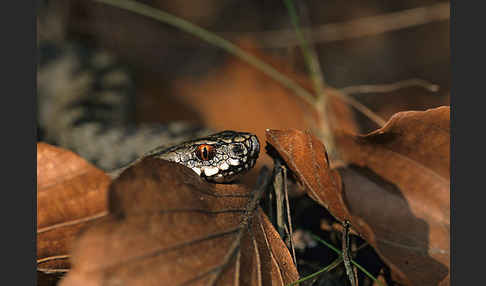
[281,165,296,265]
[334,78,441,128]
[252,2,450,47]
[273,159,285,238]
[342,221,358,286]
[37,254,70,264]
[340,78,440,95]
[332,92,387,127]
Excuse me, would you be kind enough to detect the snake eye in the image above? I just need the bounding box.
[196,144,215,161]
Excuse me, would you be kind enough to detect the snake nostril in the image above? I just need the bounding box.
[231,144,245,156]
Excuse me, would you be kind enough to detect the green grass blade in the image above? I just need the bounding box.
[310,233,342,254]
[286,257,343,286]
[283,0,386,131]
[310,233,386,286]
[282,0,326,96]
[282,0,340,161]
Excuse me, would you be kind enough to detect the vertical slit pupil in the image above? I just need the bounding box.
[198,145,212,161]
[203,147,208,160]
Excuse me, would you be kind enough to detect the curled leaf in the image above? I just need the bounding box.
[265,129,351,222]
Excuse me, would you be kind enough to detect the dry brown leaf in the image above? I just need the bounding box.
[336,106,450,285]
[337,106,450,178]
[37,143,110,271]
[60,158,299,286]
[265,106,450,286]
[338,167,449,286]
[266,129,351,222]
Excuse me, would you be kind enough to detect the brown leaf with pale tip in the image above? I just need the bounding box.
[37,143,110,271]
[265,129,351,223]
[60,158,299,286]
[335,106,450,285]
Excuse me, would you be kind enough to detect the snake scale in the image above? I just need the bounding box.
[37,6,259,183]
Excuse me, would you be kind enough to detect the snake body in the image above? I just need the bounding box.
[37,9,259,183]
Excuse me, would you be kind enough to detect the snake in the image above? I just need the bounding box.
[135,130,259,183]
[37,6,259,183]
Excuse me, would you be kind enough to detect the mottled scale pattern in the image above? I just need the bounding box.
[37,40,212,171]
[148,131,260,183]
[37,37,260,182]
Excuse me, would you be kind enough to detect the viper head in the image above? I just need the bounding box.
[150,131,260,183]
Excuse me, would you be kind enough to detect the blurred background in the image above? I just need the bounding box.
[38,0,450,132]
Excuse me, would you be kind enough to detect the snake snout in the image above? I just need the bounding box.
[249,135,260,158]
[205,131,260,183]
